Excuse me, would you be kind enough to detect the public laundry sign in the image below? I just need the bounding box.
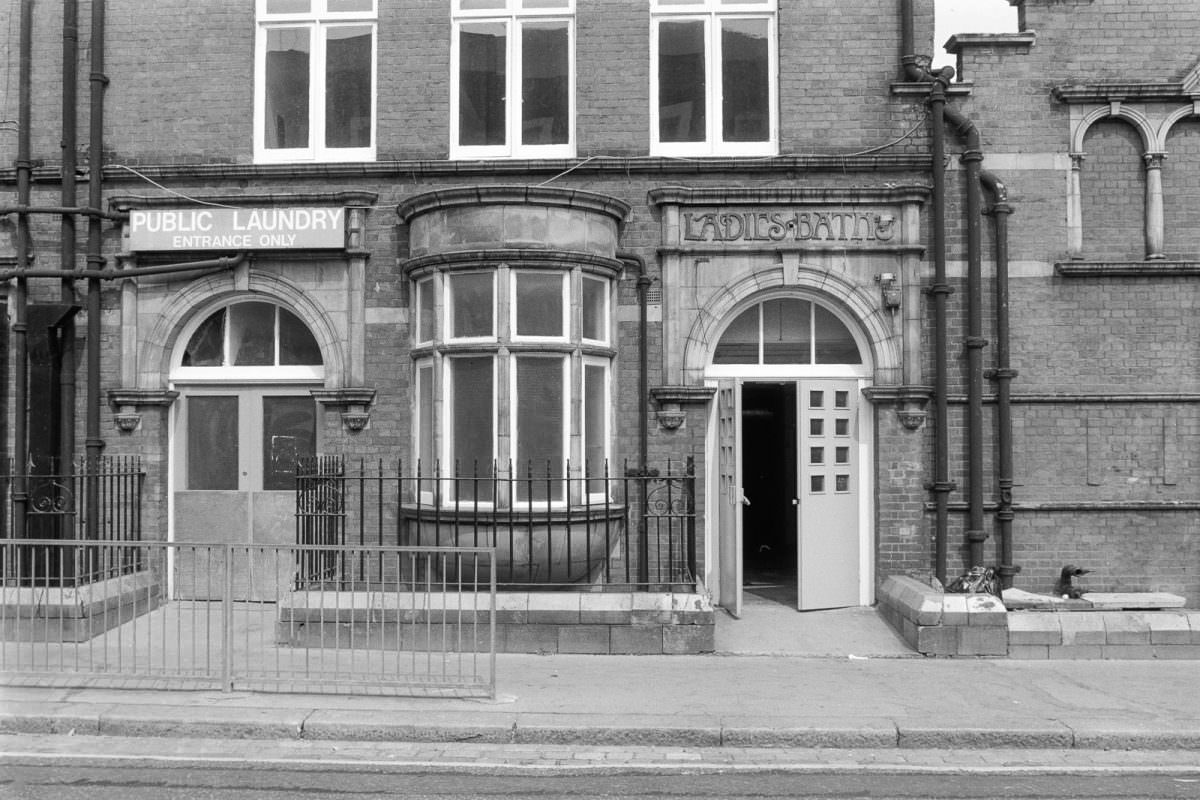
[127,207,346,251]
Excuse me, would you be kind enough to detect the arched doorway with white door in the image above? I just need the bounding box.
[704,290,875,616]
[168,295,328,600]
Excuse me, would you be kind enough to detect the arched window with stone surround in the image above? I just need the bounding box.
[712,297,862,366]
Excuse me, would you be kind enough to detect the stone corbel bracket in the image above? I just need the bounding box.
[107,388,180,433]
[862,385,933,431]
[649,385,717,431]
[312,388,377,432]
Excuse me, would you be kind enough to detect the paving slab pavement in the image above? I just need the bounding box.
[5,734,1200,776]
[4,653,1200,751]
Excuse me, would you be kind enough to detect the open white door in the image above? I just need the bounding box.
[796,379,861,610]
[717,379,744,617]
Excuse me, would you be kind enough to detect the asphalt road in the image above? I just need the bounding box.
[4,763,1200,799]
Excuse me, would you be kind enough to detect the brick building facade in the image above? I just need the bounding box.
[1,0,1197,645]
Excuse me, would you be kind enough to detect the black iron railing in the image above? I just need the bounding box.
[296,457,696,591]
[1,457,145,585]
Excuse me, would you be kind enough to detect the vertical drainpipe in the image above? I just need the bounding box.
[982,172,1018,589]
[901,0,954,583]
[85,0,108,541]
[617,252,651,585]
[60,0,79,473]
[927,76,953,584]
[942,103,988,570]
[13,0,34,537]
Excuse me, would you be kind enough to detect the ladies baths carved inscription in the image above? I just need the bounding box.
[681,210,896,244]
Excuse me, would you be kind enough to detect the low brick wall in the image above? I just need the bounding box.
[878,575,1200,659]
[277,591,716,655]
[876,576,1008,656]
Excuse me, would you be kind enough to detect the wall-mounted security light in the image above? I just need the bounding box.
[875,273,901,310]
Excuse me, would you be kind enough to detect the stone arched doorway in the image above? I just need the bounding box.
[704,289,875,616]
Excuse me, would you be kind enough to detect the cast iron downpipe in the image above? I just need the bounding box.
[617,251,652,585]
[13,0,34,536]
[901,0,955,583]
[60,0,80,473]
[84,0,108,541]
[942,102,988,570]
[927,75,954,584]
[981,171,1018,588]
[902,0,1008,577]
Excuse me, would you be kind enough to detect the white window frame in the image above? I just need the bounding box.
[706,294,873,380]
[414,358,438,479]
[581,356,612,500]
[415,276,437,345]
[650,0,778,157]
[445,270,498,343]
[170,300,326,384]
[512,270,569,342]
[450,0,576,160]
[254,0,377,163]
[443,353,499,505]
[413,266,615,507]
[510,353,570,506]
[580,273,611,346]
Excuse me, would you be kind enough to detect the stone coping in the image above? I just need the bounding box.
[277,591,715,654]
[1003,588,1186,611]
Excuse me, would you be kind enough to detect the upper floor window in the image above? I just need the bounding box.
[451,0,575,159]
[651,0,777,157]
[254,0,376,163]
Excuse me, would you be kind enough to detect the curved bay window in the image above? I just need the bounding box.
[412,263,613,507]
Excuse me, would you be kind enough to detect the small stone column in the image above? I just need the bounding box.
[1067,153,1085,259]
[1143,152,1166,260]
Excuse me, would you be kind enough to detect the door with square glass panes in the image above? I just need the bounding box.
[170,300,324,601]
[796,380,861,610]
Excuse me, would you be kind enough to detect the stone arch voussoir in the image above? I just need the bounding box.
[142,270,345,388]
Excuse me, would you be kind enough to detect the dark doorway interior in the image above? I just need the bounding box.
[740,382,797,605]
